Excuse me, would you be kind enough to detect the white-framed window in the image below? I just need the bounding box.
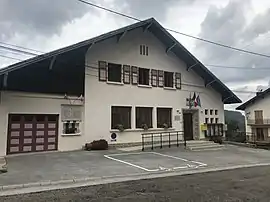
[136,107,153,128]
[111,106,131,129]
[157,108,172,128]
[164,71,174,88]
[63,121,80,134]
[108,63,122,83]
[61,105,82,134]
[138,68,150,85]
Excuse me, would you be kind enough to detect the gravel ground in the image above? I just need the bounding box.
[2,166,270,202]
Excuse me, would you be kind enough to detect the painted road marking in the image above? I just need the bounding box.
[104,154,159,172]
[104,152,207,172]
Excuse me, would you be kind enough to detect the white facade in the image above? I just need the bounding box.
[0,27,227,156]
[243,93,270,140]
[84,28,224,144]
[0,91,84,156]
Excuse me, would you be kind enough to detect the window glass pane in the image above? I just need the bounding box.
[164,72,173,87]
[111,106,131,129]
[157,108,172,128]
[63,121,80,134]
[108,63,122,82]
[136,107,153,128]
[138,68,149,85]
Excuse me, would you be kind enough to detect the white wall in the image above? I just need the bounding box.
[244,94,270,137]
[84,28,224,144]
[0,91,85,156]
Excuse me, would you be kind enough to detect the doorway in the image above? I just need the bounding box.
[183,113,193,140]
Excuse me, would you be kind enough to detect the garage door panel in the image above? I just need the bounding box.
[7,114,59,155]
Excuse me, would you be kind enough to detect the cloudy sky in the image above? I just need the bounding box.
[1,0,270,110]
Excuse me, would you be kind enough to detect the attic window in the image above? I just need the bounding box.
[140,45,149,56]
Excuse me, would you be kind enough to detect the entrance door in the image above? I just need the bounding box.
[183,113,193,140]
[256,128,264,141]
[7,114,59,155]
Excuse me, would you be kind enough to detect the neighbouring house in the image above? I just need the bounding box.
[0,18,241,156]
[236,89,270,143]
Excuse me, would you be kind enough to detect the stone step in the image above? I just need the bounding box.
[188,144,224,150]
[190,147,225,151]
[186,141,217,146]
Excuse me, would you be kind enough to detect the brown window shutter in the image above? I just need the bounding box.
[175,72,181,89]
[98,61,107,81]
[158,70,164,87]
[151,69,157,87]
[123,65,131,84]
[131,66,138,85]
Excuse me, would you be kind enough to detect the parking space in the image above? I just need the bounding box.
[105,152,206,172]
[1,144,270,187]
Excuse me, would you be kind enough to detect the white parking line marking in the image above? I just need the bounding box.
[151,152,207,167]
[190,160,207,167]
[105,152,207,172]
[107,152,148,157]
[104,155,159,172]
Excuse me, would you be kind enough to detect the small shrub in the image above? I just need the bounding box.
[141,124,148,130]
[163,123,169,129]
[85,139,108,151]
[116,124,125,132]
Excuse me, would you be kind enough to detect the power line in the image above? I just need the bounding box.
[0,54,259,94]
[0,45,38,56]
[85,64,258,94]
[77,0,270,59]
[0,42,44,54]
[0,54,22,61]
[206,64,270,70]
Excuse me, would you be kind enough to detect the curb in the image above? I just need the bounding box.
[1,162,270,196]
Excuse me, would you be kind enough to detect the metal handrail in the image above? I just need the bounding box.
[141,130,185,151]
[247,119,270,125]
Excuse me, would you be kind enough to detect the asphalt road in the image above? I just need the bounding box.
[1,166,270,202]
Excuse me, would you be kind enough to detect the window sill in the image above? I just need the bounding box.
[61,133,81,137]
[107,81,124,86]
[164,87,176,90]
[110,128,175,133]
[138,84,152,88]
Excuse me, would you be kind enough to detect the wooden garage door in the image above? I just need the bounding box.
[7,114,59,155]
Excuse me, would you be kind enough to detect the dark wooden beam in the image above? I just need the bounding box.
[166,43,176,53]
[205,79,216,87]
[186,62,198,71]
[143,22,153,32]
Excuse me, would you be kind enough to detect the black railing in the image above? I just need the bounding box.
[141,131,185,151]
[247,119,270,125]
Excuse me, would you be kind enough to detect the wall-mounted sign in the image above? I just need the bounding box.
[111,133,117,142]
[186,92,201,108]
[200,124,207,131]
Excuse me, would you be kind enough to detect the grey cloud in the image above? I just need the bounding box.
[117,0,194,21]
[0,0,90,41]
[243,9,270,41]
[195,0,270,84]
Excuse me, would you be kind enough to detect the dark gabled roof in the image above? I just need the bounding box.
[0,18,241,104]
[236,88,270,110]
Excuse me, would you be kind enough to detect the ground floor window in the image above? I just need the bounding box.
[61,105,82,135]
[136,107,153,129]
[63,121,80,134]
[111,106,131,129]
[157,108,172,128]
